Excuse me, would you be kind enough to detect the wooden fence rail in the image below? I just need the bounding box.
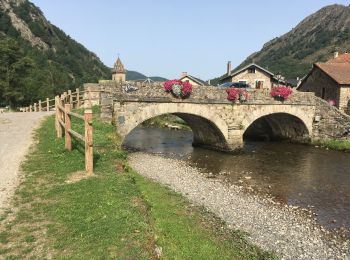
[26,87,93,175]
[54,90,93,175]
[23,88,85,113]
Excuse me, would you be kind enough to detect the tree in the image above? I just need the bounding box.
[0,38,34,108]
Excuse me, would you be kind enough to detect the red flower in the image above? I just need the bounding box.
[270,86,293,100]
[163,80,193,98]
[226,88,249,102]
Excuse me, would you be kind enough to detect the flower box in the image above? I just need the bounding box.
[163,80,192,98]
[270,86,293,101]
[226,88,249,103]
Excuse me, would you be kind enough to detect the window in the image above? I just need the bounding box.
[321,88,326,99]
[248,68,255,74]
[256,80,264,89]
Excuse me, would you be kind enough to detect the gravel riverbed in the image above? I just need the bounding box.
[129,152,350,260]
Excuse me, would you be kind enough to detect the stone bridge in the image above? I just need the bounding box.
[85,82,350,152]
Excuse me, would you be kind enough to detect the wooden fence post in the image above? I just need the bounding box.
[76,88,80,109]
[34,103,37,112]
[55,96,62,138]
[39,100,42,112]
[29,105,32,112]
[65,104,72,151]
[84,108,93,175]
[46,97,49,111]
[87,86,92,108]
[68,90,73,106]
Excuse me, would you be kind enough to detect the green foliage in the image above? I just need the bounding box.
[0,0,111,107]
[0,38,34,107]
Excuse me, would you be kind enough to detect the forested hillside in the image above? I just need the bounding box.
[238,4,350,79]
[0,0,112,107]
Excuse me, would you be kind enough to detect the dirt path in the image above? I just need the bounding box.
[0,112,52,209]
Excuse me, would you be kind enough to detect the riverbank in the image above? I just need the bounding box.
[0,113,275,259]
[129,152,350,259]
[142,114,190,130]
[312,139,350,151]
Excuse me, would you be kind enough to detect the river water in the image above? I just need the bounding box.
[124,126,350,236]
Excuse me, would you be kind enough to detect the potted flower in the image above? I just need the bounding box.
[270,86,293,101]
[226,88,249,103]
[163,80,192,98]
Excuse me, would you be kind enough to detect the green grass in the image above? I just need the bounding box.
[0,107,277,259]
[312,139,350,151]
[142,114,191,130]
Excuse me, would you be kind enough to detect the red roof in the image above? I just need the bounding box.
[315,63,350,85]
[327,53,350,63]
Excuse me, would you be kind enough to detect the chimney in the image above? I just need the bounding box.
[181,72,187,78]
[227,61,231,76]
[334,51,339,59]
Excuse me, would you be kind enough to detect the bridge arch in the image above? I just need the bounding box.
[241,106,312,142]
[118,103,231,151]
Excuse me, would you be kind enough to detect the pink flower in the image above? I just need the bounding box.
[270,86,292,100]
[226,88,249,102]
[163,80,192,98]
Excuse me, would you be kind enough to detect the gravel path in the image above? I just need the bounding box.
[129,153,350,260]
[0,112,52,210]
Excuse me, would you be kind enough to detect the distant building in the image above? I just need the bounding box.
[219,62,285,89]
[179,72,209,86]
[112,57,126,82]
[297,52,350,111]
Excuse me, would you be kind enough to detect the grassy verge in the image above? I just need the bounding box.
[312,139,350,151]
[0,107,277,259]
[142,114,190,130]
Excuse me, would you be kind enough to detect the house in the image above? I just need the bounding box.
[179,72,209,86]
[219,62,284,89]
[297,52,350,112]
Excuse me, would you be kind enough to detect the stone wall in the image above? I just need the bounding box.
[313,97,350,139]
[339,86,350,112]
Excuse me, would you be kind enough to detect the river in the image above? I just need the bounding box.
[124,126,350,237]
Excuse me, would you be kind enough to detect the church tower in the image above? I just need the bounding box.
[112,57,126,82]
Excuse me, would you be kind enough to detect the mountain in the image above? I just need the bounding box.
[238,4,350,80]
[0,0,112,106]
[126,70,167,82]
[0,0,165,107]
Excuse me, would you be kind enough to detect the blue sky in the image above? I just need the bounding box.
[31,0,349,80]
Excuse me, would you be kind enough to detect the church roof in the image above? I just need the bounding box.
[112,57,126,74]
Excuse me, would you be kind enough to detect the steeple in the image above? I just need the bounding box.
[112,56,126,82]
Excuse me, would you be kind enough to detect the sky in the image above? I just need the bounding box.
[30,0,349,80]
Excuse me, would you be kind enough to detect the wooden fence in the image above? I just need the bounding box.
[25,87,94,175]
[23,88,84,112]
